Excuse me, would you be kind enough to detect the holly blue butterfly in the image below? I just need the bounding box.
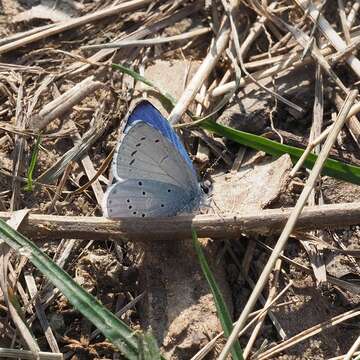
[103,100,203,218]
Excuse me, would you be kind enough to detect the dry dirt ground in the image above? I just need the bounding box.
[1,0,360,359]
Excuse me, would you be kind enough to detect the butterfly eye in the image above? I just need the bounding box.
[133,211,137,215]
[127,199,130,203]
[161,204,164,207]
[129,205,132,209]
[142,192,146,195]
[138,181,142,186]
[167,189,171,192]
[155,139,159,143]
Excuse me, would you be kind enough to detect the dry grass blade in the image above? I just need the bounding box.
[0,210,40,357]
[329,351,360,360]
[338,0,351,44]
[243,258,283,359]
[303,62,327,286]
[191,282,292,360]
[347,0,360,27]
[280,17,348,94]
[32,76,105,131]
[71,4,201,75]
[82,27,211,49]
[24,275,60,353]
[0,348,63,359]
[70,126,105,207]
[257,239,360,294]
[330,37,360,65]
[36,102,108,184]
[168,18,230,124]
[294,0,360,77]
[344,336,360,360]
[335,93,360,148]
[70,146,115,196]
[256,308,360,359]
[218,89,359,360]
[10,80,25,211]
[0,0,153,55]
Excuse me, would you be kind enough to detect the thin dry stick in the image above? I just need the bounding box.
[280,18,348,94]
[257,308,360,359]
[289,124,333,176]
[0,210,40,357]
[24,274,60,353]
[10,81,25,211]
[344,335,360,360]
[257,239,360,294]
[348,100,360,118]
[191,281,292,360]
[218,89,359,360]
[238,2,277,58]
[329,351,360,360]
[168,18,230,124]
[0,348,62,360]
[32,76,104,131]
[69,4,200,76]
[335,93,360,146]
[294,0,360,77]
[330,37,360,65]
[347,0,360,27]
[50,83,106,207]
[1,202,360,241]
[0,0,152,55]
[243,258,282,359]
[305,62,327,285]
[69,147,115,196]
[227,243,286,340]
[47,162,73,214]
[338,0,351,44]
[82,27,211,49]
[0,23,55,46]
[211,27,360,97]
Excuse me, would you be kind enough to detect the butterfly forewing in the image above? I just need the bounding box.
[113,122,199,194]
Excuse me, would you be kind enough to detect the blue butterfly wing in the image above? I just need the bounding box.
[103,103,203,218]
[103,179,196,218]
[126,100,195,172]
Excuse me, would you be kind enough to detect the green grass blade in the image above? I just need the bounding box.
[192,229,244,360]
[0,219,139,359]
[137,330,162,360]
[26,135,41,192]
[111,63,177,109]
[111,62,360,186]
[201,120,360,185]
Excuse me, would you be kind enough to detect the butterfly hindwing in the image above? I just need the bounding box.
[104,179,194,218]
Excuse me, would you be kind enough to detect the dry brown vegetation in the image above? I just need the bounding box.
[1,0,360,359]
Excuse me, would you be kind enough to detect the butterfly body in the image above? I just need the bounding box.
[103,100,202,218]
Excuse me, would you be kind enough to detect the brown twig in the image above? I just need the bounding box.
[0,202,359,241]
